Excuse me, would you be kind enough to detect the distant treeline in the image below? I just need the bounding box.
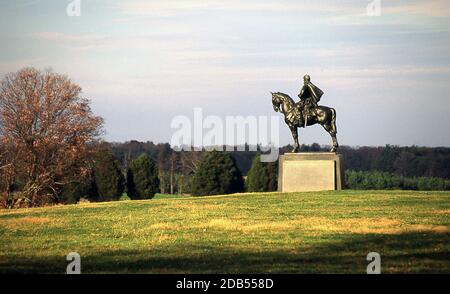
[279,144,450,179]
[110,141,450,193]
[112,141,450,177]
[345,170,450,191]
[338,145,450,179]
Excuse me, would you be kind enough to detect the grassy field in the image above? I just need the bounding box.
[0,190,449,273]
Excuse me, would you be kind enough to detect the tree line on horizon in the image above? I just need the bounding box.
[111,141,450,179]
[110,140,450,190]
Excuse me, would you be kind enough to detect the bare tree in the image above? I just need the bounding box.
[178,151,202,195]
[0,68,103,207]
[169,153,179,195]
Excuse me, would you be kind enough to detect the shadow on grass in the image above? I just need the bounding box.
[1,232,449,273]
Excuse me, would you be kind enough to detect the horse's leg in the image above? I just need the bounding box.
[321,123,337,152]
[331,132,339,153]
[330,108,339,151]
[290,125,299,152]
[321,109,338,152]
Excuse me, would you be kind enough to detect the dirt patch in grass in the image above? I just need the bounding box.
[300,217,449,235]
[431,209,450,215]
[169,203,223,210]
[0,216,65,229]
[194,217,449,235]
[199,218,297,232]
[148,223,175,230]
[299,217,400,234]
[403,225,449,233]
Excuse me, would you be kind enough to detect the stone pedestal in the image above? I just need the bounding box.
[278,153,344,192]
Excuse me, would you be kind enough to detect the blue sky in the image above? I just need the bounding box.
[1,0,449,147]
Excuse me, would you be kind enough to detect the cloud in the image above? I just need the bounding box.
[32,32,106,43]
[27,29,450,97]
[73,63,450,103]
[113,0,361,17]
[28,30,394,69]
[7,0,42,9]
[32,32,108,51]
[110,0,450,39]
[386,0,450,18]
[0,58,46,75]
[32,31,198,52]
[113,0,450,19]
[326,0,450,27]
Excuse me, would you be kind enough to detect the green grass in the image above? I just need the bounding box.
[0,190,449,273]
[153,193,190,200]
[119,193,188,201]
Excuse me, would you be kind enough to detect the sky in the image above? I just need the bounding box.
[0,0,449,147]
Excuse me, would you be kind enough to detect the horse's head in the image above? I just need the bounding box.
[272,92,293,113]
[271,92,282,112]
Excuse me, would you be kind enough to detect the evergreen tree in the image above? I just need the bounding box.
[59,175,97,204]
[125,168,136,198]
[191,151,244,196]
[245,153,278,192]
[93,147,125,201]
[265,159,279,191]
[372,145,401,172]
[127,154,159,199]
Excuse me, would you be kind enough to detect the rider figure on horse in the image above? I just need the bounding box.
[298,74,324,126]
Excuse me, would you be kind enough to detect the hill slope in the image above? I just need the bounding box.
[0,190,449,273]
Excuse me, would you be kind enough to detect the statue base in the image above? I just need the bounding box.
[278,153,344,192]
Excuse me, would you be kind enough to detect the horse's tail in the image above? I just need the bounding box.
[330,108,337,134]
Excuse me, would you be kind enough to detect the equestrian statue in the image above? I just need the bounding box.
[271,74,339,153]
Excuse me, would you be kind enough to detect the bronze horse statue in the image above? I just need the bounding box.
[271,92,339,153]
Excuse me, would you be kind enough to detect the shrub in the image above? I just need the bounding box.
[93,147,125,201]
[345,170,450,191]
[245,153,278,192]
[126,154,159,199]
[191,151,244,196]
[59,176,97,204]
